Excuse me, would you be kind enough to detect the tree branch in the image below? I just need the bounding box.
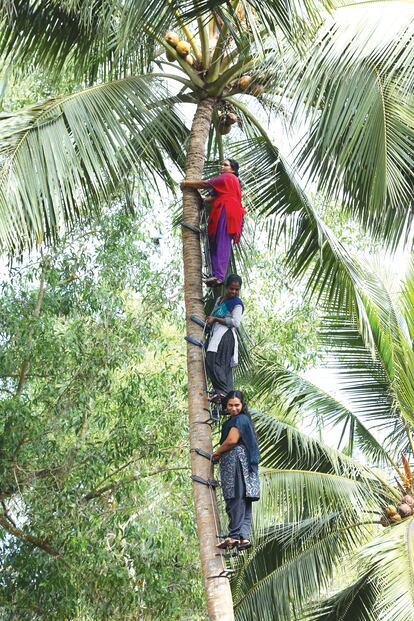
[0,266,47,480]
[1,501,16,527]
[84,466,189,501]
[0,515,61,557]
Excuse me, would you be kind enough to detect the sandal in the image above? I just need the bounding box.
[216,538,240,549]
[237,539,252,550]
[208,392,226,403]
[203,277,224,288]
[203,276,218,285]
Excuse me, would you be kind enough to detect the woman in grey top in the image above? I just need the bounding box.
[205,274,244,402]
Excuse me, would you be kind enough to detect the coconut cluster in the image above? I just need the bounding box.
[237,75,264,97]
[164,32,194,66]
[217,102,240,136]
[382,495,414,525]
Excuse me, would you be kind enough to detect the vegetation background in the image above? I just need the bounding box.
[2,2,414,620]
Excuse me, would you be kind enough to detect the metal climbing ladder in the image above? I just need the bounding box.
[182,191,244,579]
[185,316,241,580]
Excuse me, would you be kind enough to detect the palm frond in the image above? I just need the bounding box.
[257,468,384,535]
[0,0,331,83]
[320,301,414,454]
[233,520,372,621]
[256,412,370,475]
[168,0,332,43]
[288,3,414,249]
[0,76,188,251]
[391,263,414,431]
[305,570,379,621]
[232,0,331,55]
[401,261,414,343]
[254,413,397,499]
[0,0,133,81]
[308,516,414,621]
[251,357,394,466]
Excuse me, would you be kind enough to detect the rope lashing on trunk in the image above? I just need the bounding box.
[181,222,201,234]
[208,568,236,580]
[184,335,204,348]
[191,474,219,488]
[191,447,214,460]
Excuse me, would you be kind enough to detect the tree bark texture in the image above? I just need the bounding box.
[182,97,235,621]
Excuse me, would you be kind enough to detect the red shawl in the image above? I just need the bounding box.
[207,173,245,243]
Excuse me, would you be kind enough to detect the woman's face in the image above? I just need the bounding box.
[227,397,243,416]
[226,281,241,298]
[220,160,233,174]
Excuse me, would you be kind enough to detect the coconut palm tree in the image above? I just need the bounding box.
[1,1,414,618]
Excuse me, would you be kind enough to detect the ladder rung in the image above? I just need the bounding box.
[190,315,206,329]
[181,222,200,234]
[184,336,204,348]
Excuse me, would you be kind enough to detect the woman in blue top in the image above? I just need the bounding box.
[205,274,244,402]
[213,391,260,550]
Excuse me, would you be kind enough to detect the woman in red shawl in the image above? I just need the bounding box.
[181,159,245,286]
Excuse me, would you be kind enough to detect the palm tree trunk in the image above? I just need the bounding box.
[182,96,235,621]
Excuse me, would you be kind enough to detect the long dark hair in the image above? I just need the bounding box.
[223,390,249,415]
[223,390,258,437]
[227,158,240,177]
[221,390,257,440]
[225,274,242,288]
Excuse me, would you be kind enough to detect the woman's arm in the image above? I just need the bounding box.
[225,304,243,329]
[206,304,243,328]
[212,427,241,461]
[180,179,211,190]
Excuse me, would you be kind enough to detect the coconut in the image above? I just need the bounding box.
[238,75,252,90]
[226,112,238,125]
[403,494,414,505]
[176,40,191,56]
[164,32,179,47]
[166,50,176,62]
[399,503,412,517]
[185,54,194,66]
[219,124,232,135]
[385,505,398,517]
[391,513,402,522]
[250,83,264,97]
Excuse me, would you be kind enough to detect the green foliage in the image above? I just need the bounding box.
[0,189,322,619]
[2,1,414,619]
[239,231,319,365]
[0,201,207,620]
[233,221,414,619]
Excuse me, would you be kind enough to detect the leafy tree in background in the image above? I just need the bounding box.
[1,0,414,618]
[0,201,205,620]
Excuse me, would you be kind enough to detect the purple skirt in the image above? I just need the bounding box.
[209,208,232,281]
